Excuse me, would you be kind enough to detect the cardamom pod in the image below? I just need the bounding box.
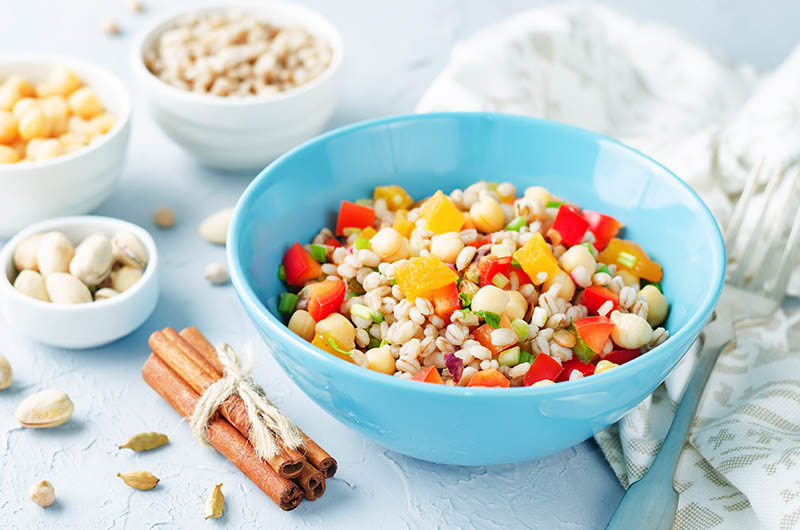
[117,470,159,490]
[119,432,169,451]
[204,483,224,519]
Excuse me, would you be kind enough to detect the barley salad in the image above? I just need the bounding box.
[277,182,669,388]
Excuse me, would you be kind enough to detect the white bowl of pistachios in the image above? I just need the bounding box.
[0,216,158,349]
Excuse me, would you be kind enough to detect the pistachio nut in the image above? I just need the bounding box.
[45,273,92,304]
[13,233,44,271]
[119,432,169,451]
[204,262,229,285]
[29,480,55,507]
[111,232,148,269]
[69,233,113,286]
[117,470,159,490]
[110,266,142,293]
[36,231,75,276]
[198,208,233,245]
[13,270,50,302]
[16,389,74,428]
[205,483,224,519]
[0,354,12,390]
[94,287,119,301]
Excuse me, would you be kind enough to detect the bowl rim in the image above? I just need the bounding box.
[129,1,344,107]
[228,112,726,396]
[0,215,158,312]
[0,53,132,172]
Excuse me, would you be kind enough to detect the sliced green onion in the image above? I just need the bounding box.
[491,272,510,289]
[278,292,298,316]
[327,337,352,355]
[342,227,362,237]
[545,200,564,209]
[372,266,380,272]
[581,242,598,258]
[310,244,327,263]
[617,251,637,269]
[497,346,521,367]
[505,216,526,231]
[371,312,385,324]
[277,264,287,282]
[567,321,596,363]
[389,278,398,286]
[458,292,471,309]
[597,263,610,275]
[355,198,372,206]
[475,310,501,329]
[379,339,388,347]
[355,237,371,250]
[510,258,521,268]
[512,318,529,341]
[456,277,463,287]
[518,350,532,364]
[350,303,371,321]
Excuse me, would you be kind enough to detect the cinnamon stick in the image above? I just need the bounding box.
[142,354,304,510]
[298,430,338,479]
[293,462,325,501]
[148,329,306,478]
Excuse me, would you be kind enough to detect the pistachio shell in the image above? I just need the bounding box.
[36,231,75,276]
[13,270,50,302]
[111,232,148,269]
[0,354,12,390]
[117,470,159,490]
[16,389,74,428]
[94,287,119,301]
[198,208,233,245]
[69,233,113,286]
[110,266,142,293]
[13,233,44,271]
[29,480,55,507]
[205,483,224,519]
[45,273,92,304]
[119,432,169,451]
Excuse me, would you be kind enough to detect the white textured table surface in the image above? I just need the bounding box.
[1,1,796,529]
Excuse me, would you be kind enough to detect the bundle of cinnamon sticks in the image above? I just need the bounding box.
[142,326,336,510]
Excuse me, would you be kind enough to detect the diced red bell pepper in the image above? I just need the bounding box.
[411,365,445,384]
[524,353,563,386]
[430,282,460,323]
[550,204,589,247]
[307,280,347,321]
[479,256,512,288]
[335,201,375,236]
[601,348,642,365]
[581,210,623,250]
[556,358,596,382]
[573,316,615,354]
[510,267,531,286]
[582,285,619,315]
[467,234,492,248]
[473,315,515,356]
[325,237,342,248]
[467,368,510,388]
[282,242,322,286]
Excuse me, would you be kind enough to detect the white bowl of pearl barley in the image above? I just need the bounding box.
[0,54,131,238]
[131,2,343,171]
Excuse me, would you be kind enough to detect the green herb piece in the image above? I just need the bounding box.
[456,277,463,287]
[355,198,372,206]
[310,244,327,263]
[518,350,532,364]
[505,216,526,231]
[277,264,287,282]
[497,346,521,367]
[581,242,598,258]
[510,258,521,268]
[475,310,501,329]
[368,336,382,349]
[491,272,510,289]
[327,337,352,355]
[379,339,388,347]
[458,292,471,309]
[355,237,371,250]
[372,266,380,272]
[617,251,637,269]
[597,263,610,275]
[643,279,662,292]
[347,291,358,298]
[545,200,564,209]
[390,279,398,286]
[512,318,529,341]
[371,312,385,324]
[278,292,298,316]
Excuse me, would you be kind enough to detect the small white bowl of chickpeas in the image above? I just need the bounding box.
[0,54,131,238]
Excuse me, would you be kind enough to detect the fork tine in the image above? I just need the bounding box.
[730,165,784,286]
[770,198,800,300]
[725,159,763,252]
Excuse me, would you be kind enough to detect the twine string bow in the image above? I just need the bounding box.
[189,342,303,461]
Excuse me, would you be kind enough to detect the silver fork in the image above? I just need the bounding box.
[605,164,800,530]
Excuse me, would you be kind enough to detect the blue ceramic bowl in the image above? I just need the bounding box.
[228,113,725,466]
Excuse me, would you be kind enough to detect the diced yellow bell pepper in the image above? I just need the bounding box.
[394,255,459,301]
[374,185,413,211]
[597,238,662,283]
[512,232,560,286]
[312,333,354,363]
[420,190,465,234]
[393,209,415,238]
[360,226,377,240]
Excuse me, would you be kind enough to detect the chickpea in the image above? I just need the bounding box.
[0,74,35,110]
[12,97,39,119]
[27,138,63,161]
[68,87,104,119]
[594,360,619,374]
[0,144,20,163]
[639,285,669,327]
[0,110,17,143]
[42,97,69,136]
[366,346,395,375]
[288,309,316,341]
[39,66,82,98]
[560,245,596,274]
[469,197,505,233]
[610,310,653,349]
[18,107,50,140]
[543,270,575,300]
[524,186,550,207]
[503,290,528,321]
[90,113,116,135]
[370,228,409,262]
[471,285,510,315]
[315,313,355,351]
[617,269,640,288]
[430,232,464,264]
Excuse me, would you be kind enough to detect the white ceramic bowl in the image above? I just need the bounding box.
[0,55,132,238]
[0,216,159,349]
[131,2,343,171]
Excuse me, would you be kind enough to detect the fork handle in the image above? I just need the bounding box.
[605,319,733,530]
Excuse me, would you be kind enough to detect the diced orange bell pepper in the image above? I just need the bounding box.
[597,238,662,283]
[472,315,515,356]
[411,365,444,384]
[374,185,413,211]
[420,190,465,234]
[512,232,560,285]
[360,226,377,240]
[393,209,415,239]
[394,255,459,301]
[467,368,510,388]
[312,333,354,364]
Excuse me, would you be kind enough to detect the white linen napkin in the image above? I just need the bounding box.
[416,4,800,529]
